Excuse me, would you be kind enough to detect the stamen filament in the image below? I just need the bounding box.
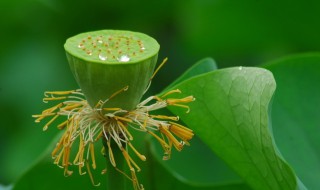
[43,97,67,102]
[34,85,194,190]
[150,57,168,80]
[86,161,100,186]
[128,142,146,161]
[161,89,181,98]
[43,114,59,131]
[117,121,133,140]
[150,115,179,121]
[160,126,183,151]
[89,142,96,169]
[45,90,77,97]
[107,139,116,167]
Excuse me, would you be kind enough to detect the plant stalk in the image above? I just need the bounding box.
[103,138,127,190]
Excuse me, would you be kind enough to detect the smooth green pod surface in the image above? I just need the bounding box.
[64,30,160,110]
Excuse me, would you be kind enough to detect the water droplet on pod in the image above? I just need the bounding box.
[99,53,107,61]
[118,55,130,62]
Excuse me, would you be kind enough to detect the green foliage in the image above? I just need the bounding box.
[263,54,320,189]
[1,1,320,189]
[10,54,320,189]
[165,63,297,190]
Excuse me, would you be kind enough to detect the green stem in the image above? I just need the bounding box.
[103,138,127,190]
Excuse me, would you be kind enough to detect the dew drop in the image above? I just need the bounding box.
[98,40,103,44]
[239,66,243,70]
[118,55,130,62]
[140,47,145,50]
[99,54,107,61]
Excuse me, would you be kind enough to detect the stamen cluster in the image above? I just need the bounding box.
[33,87,194,190]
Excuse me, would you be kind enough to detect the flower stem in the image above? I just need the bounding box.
[103,138,127,190]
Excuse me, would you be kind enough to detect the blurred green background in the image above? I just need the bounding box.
[1,0,320,186]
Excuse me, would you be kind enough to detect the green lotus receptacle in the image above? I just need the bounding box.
[64,30,160,110]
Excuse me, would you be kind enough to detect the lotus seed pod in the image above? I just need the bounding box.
[64,30,160,110]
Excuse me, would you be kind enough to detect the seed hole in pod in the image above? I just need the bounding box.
[67,30,160,63]
[78,43,84,49]
[86,50,92,56]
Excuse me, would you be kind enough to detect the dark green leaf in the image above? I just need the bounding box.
[264,53,320,189]
[165,67,298,190]
[164,57,217,90]
[148,135,250,190]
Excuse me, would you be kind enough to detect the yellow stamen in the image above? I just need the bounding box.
[169,123,194,141]
[94,100,104,108]
[172,104,191,113]
[33,113,56,123]
[94,131,103,142]
[64,168,73,177]
[160,126,183,151]
[166,96,195,105]
[103,108,122,112]
[63,103,82,111]
[43,114,59,131]
[53,148,64,166]
[161,89,181,98]
[79,164,86,175]
[117,121,133,140]
[73,134,85,166]
[125,149,141,172]
[57,120,68,130]
[34,84,194,190]
[114,116,132,123]
[147,130,170,152]
[121,148,143,190]
[101,168,107,175]
[43,96,67,102]
[52,140,63,158]
[115,167,133,181]
[44,90,77,97]
[108,86,129,101]
[150,57,168,80]
[63,145,71,167]
[128,142,146,161]
[86,160,100,186]
[107,140,116,167]
[150,115,179,121]
[89,142,96,169]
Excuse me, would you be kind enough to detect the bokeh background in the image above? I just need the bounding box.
[1,0,320,186]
